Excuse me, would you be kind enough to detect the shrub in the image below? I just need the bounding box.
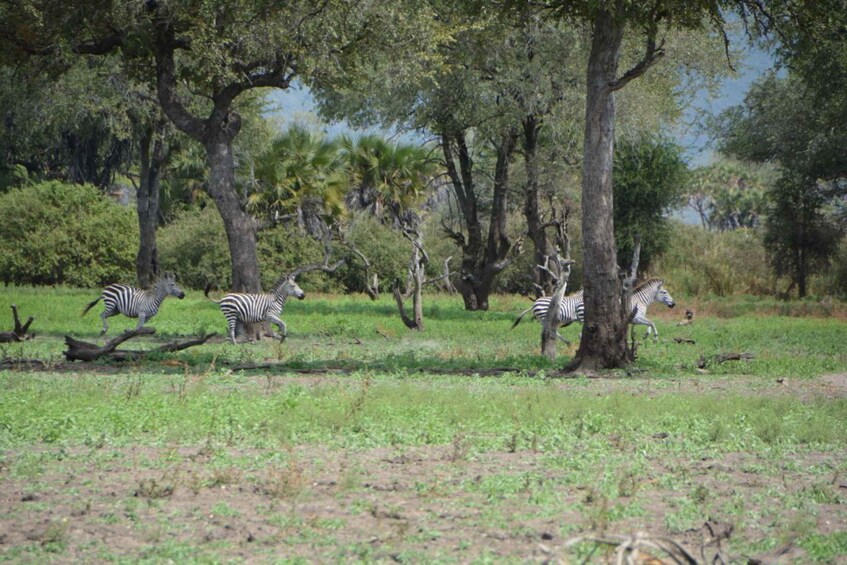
[335,216,410,294]
[653,223,774,296]
[258,222,343,293]
[0,181,136,286]
[158,206,231,290]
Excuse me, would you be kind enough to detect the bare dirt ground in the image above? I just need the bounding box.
[1,443,845,562]
[1,373,845,563]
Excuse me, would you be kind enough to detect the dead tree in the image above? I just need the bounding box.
[341,233,379,300]
[0,305,35,343]
[393,225,428,330]
[64,328,215,362]
[439,256,457,294]
[540,207,574,360]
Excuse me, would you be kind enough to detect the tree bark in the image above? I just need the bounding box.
[522,114,554,296]
[568,9,631,371]
[135,124,167,288]
[204,136,262,293]
[444,129,518,311]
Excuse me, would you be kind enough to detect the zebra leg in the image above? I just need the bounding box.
[100,307,116,335]
[268,315,287,341]
[136,315,147,331]
[225,316,238,345]
[649,322,659,341]
[555,332,571,345]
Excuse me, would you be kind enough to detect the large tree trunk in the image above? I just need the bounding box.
[522,114,554,296]
[568,9,631,371]
[154,17,262,293]
[444,130,517,311]
[135,124,166,288]
[204,136,262,293]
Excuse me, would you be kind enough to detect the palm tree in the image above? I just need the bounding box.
[249,125,347,234]
[340,134,437,223]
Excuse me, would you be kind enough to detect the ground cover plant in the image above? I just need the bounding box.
[0,286,846,562]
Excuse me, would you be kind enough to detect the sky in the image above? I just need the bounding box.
[266,43,777,169]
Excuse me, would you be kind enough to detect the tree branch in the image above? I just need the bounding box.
[609,30,665,93]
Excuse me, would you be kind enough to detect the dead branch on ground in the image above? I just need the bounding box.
[64,328,215,362]
[565,531,698,565]
[696,352,755,369]
[0,305,35,342]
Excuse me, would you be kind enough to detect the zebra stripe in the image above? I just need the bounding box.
[528,289,585,326]
[82,272,185,335]
[206,275,305,344]
[626,278,675,340]
[511,289,585,343]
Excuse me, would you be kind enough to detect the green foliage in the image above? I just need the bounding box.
[613,134,688,273]
[764,174,841,297]
[653,223,772,297]
[0,58,140,190]
[248,126,347,222]
[157,207,231,290]
[0,181,136,286]
[257,222,344,294]
[335,216,409,293]
[686,158,773,231]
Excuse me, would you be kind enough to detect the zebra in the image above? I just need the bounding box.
[205,274,305,344]
[625,277,675,341]
[511,289,585,343]
[82,272,185,335]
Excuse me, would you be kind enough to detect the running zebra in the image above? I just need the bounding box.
[626,277,675,340]
[511,289,585,343]
[82,272,185,335]
[205,274,305,344]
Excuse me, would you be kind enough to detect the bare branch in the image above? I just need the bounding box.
[609,29,665,92]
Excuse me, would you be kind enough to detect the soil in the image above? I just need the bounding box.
[0,373,845,562]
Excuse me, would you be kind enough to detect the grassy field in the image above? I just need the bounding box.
[1,286,846,563]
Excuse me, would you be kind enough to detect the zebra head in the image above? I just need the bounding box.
[157,272,185,299]
[278,274,306,300]
[652,281,675,309]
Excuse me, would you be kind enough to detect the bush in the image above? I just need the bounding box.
[336,216,411,294]
[0,181,137,286]
[158,207,231,290]
[653,223,774,296]
[258,223,343,293]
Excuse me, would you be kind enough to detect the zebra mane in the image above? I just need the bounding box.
[633,278,664,293]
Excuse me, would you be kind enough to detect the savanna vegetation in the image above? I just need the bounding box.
[1,290,846,562]
[0,0,845,562]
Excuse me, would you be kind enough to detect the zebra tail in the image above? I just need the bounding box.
[511,307,532,330]
[81,296,101,317]
[204,283,221,304]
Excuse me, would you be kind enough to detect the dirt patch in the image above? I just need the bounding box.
[2,441,844,562]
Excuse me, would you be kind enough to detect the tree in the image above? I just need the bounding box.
[687,159,772,231]
[249,125,347,234]
[613,134,688,274]
[764,174,840,297]
[316,5,533,310]
[0,0,394,297]
[529,0,833,371]
[714,72,846,296]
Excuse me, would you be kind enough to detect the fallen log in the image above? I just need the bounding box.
[0,304,35,343]
[64,328,215,362]
[696,352,755,369]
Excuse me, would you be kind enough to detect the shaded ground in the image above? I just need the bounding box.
[1,373,845,563]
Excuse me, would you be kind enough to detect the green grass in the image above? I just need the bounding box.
[1,286,846,563]
[2,285,846,378]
